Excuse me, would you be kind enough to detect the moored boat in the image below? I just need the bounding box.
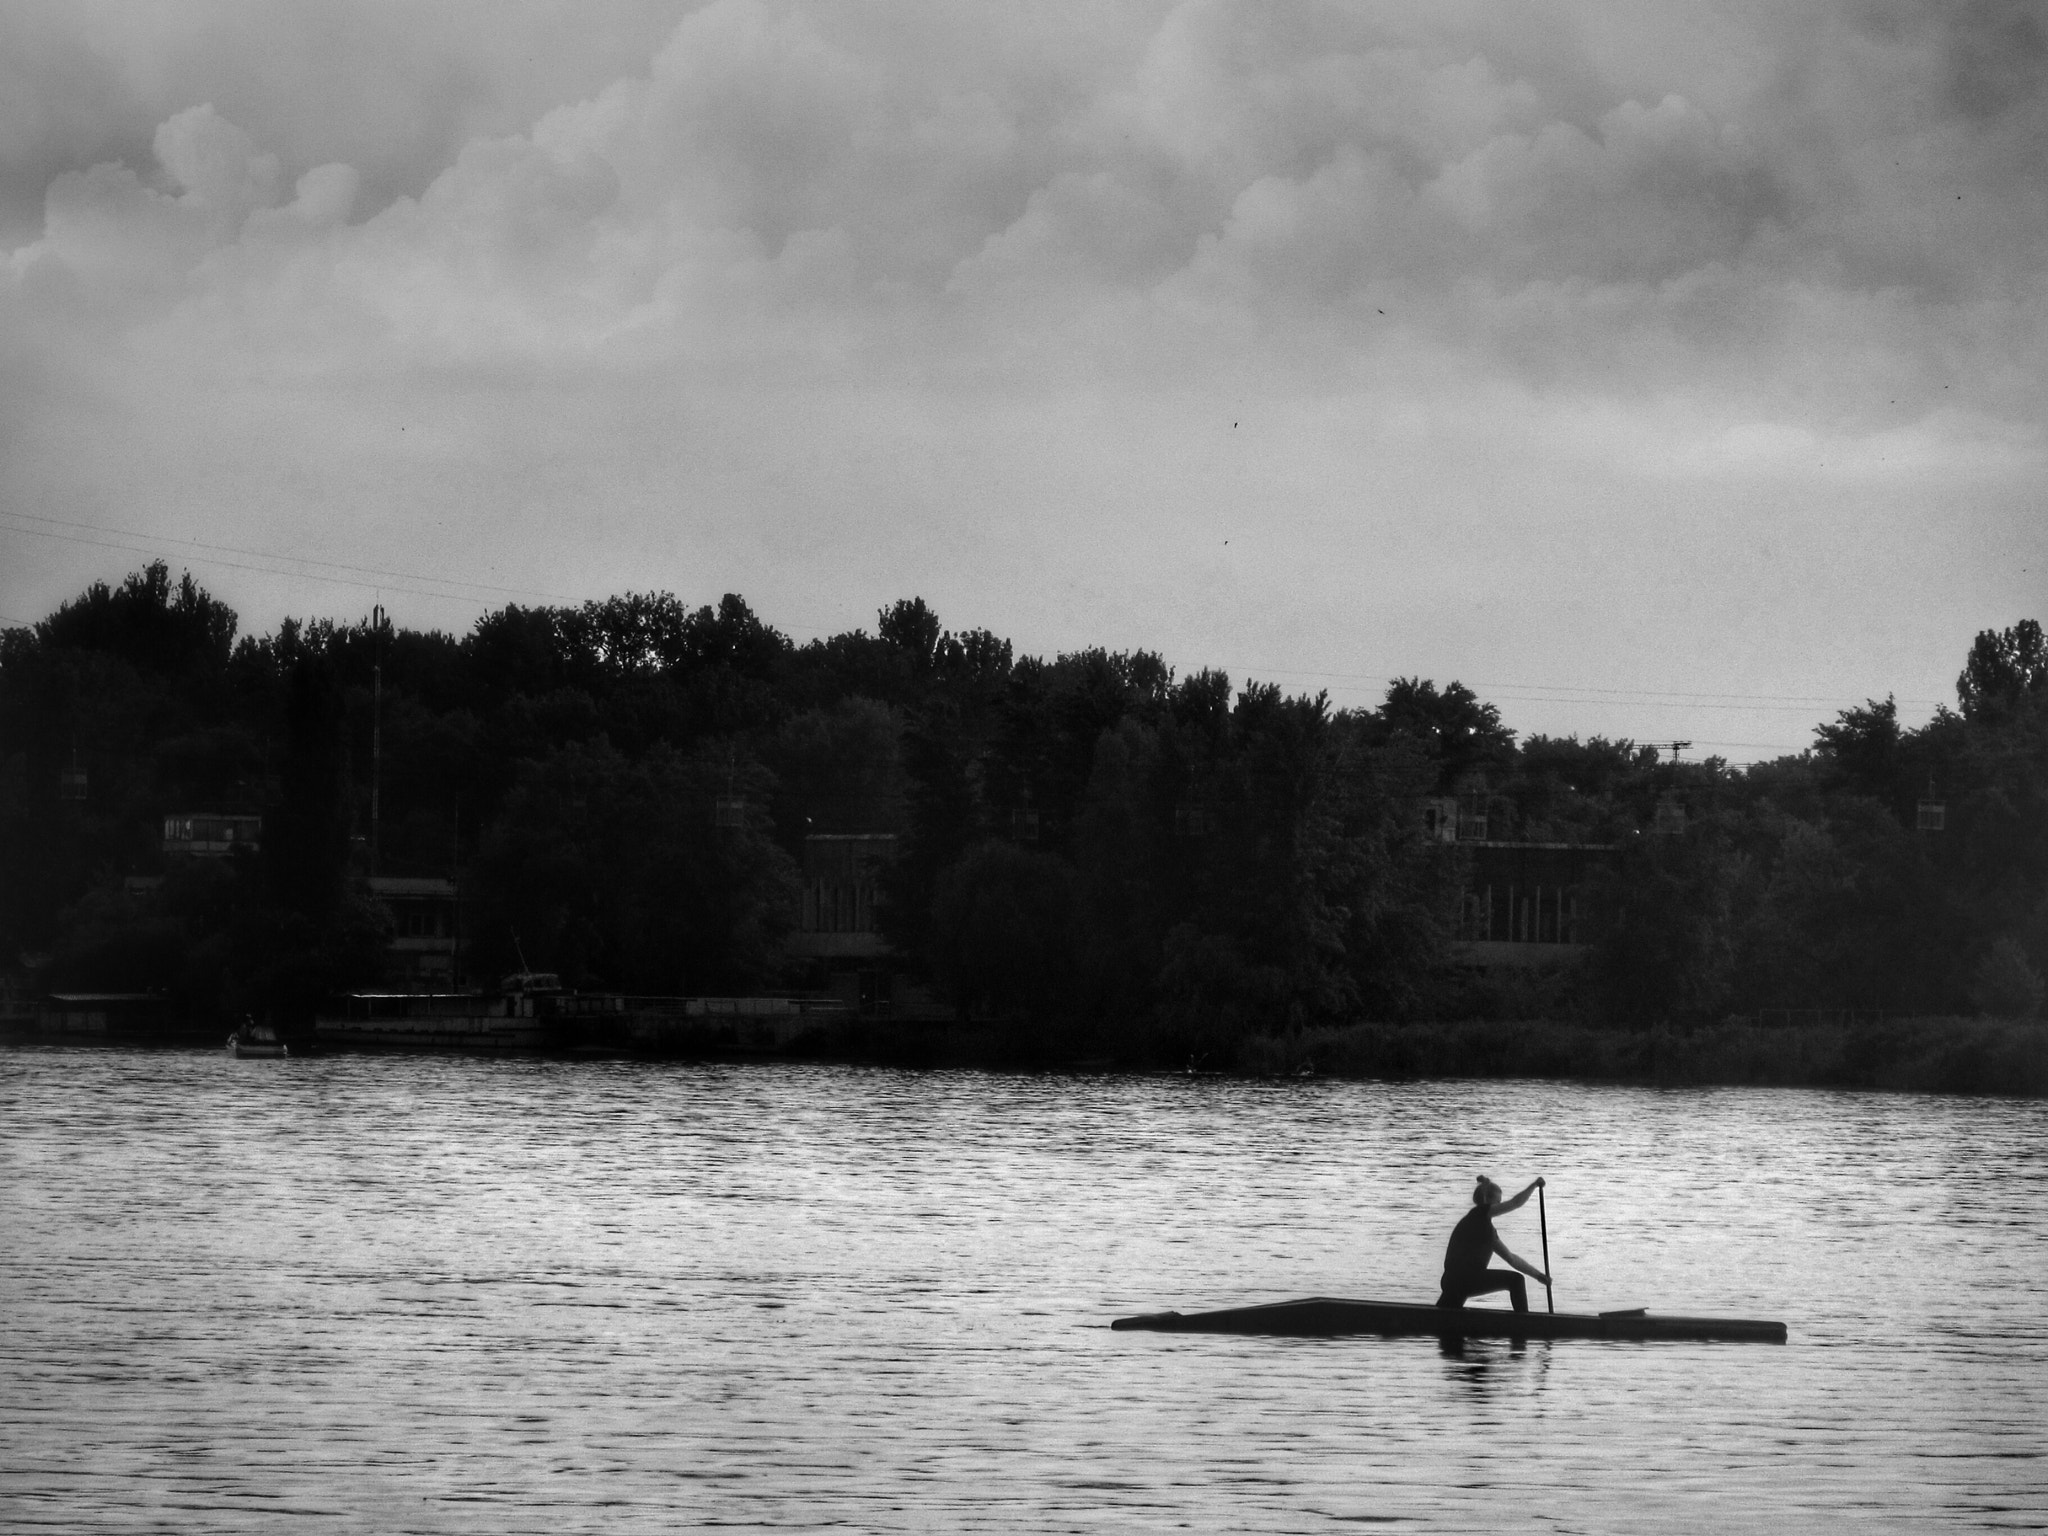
[1110,1295,1786,1344]
[226,1020,289,1058]
[313,973,851,1055]
[313,972,586,1053]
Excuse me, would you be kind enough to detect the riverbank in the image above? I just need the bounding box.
[1231,1015,2048,1096]
[668,1010,2048,1097]
[9,1005,2042,1096]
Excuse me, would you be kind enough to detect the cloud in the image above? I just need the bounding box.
[0,0,689,245]
[2,0,2035,433]
[1,0,2042,712]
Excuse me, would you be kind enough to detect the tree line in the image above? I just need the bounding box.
[2,563,2042,1052]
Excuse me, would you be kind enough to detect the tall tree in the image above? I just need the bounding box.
[1813,696,1901,801]
[1377,677,1516,792]
[1957,619,2047,723]
[267,654,349,925]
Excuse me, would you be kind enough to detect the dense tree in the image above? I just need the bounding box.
[876,597,943,673]
[764,697,909,843]
[35,562,238,682]
[1957,619,2047,723]
[1591,819,1751,1022]
[1812,696,1901,801]
[268,654,350,924]
[3,565,2040,1044]
[468,739,797,994]
[1376,677,1516,792]
[928,840,1079,1035]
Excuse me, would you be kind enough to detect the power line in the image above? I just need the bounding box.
[0,509,576,609]
[0,506,853,639]
[1221,660,1943,712]
[0,507,1950,734]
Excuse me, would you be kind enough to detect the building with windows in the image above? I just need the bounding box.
[789,834,894,1010]
[367,875,460,990]
[1418,780,1622,967]
[789,834,895,961]
[783,833,947,1017]
[1453,840,1618,966]
[162,812,262,858]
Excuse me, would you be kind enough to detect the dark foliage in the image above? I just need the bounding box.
[2,569,2041,1065]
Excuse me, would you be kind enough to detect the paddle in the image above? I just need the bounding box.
[1538,1179,1554,1314]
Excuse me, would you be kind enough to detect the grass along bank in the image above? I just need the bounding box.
[1231,1016,2048,1096]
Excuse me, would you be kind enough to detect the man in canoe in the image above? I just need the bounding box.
[1437,1175,1549,1312]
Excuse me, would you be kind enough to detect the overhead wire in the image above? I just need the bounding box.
[0,505,1935,758]
[0,506,853,639]
[1215,660,1943,712]
[0,508,576,609]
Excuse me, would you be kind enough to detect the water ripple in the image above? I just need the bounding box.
[3,1048,2046,1532]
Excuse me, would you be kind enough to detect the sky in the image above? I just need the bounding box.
[2,0,2044,762]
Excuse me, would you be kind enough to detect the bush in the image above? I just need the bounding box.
[1225,1015,2048,1096]
[928,840,1079,1025]
[1970,937,2044,1020]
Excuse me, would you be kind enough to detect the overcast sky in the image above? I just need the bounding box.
[3,0,2043,760]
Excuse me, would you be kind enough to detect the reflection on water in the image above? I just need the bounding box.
[2,1049,2045,1532]
[1437,1334,1545,1399]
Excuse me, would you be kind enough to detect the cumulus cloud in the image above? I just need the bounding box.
[5,0,2040,436]
[1,0,2042,734]
[0,0,689,244]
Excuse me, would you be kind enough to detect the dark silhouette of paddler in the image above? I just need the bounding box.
[1437,1175,1549,1312]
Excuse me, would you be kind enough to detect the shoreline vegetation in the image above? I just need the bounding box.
[4,567,2044,1090]
[768,1012,2042,1097]
[1222,1014,2048,1097]
[6,1013,2044,1099]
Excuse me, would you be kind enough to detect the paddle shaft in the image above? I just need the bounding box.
[1538,1183,1554,1314]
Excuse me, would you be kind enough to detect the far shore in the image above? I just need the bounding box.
[796,1012,2048,1097]
[1222,1015,2048,1097]
[7,1011,2043,1098]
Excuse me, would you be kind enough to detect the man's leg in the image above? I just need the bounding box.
[1440,1273,1521,1309]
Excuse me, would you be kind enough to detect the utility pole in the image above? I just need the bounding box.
[371,603,384,876]
[1649,740,1694,836]
[451,791,462,988]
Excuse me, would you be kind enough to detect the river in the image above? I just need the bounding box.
[3,1047,2044,1532]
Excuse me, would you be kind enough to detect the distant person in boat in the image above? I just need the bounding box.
[1437,1175,1549,1312]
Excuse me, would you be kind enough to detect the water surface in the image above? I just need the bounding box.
[4,1048,2045,1532]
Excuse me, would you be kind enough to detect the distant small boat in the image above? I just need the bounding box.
[226,1022,289,1059]
[1111,1295,1786,1344]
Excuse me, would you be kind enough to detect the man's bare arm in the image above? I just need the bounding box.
[1492,1236,1550,1284]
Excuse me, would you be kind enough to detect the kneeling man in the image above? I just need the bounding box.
[1438,1175,1549,1311]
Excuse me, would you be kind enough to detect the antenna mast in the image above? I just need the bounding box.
[371,603,385,876]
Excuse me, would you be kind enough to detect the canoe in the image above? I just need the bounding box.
[1110,1295,1786,1344]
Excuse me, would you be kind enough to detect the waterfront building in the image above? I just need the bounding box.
[784,833,944,1017]
[161,811,262,858]
[366,875,461,990]
[1453,840,1618,967]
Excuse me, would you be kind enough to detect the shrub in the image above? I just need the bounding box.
[1970,937,2044,1020]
